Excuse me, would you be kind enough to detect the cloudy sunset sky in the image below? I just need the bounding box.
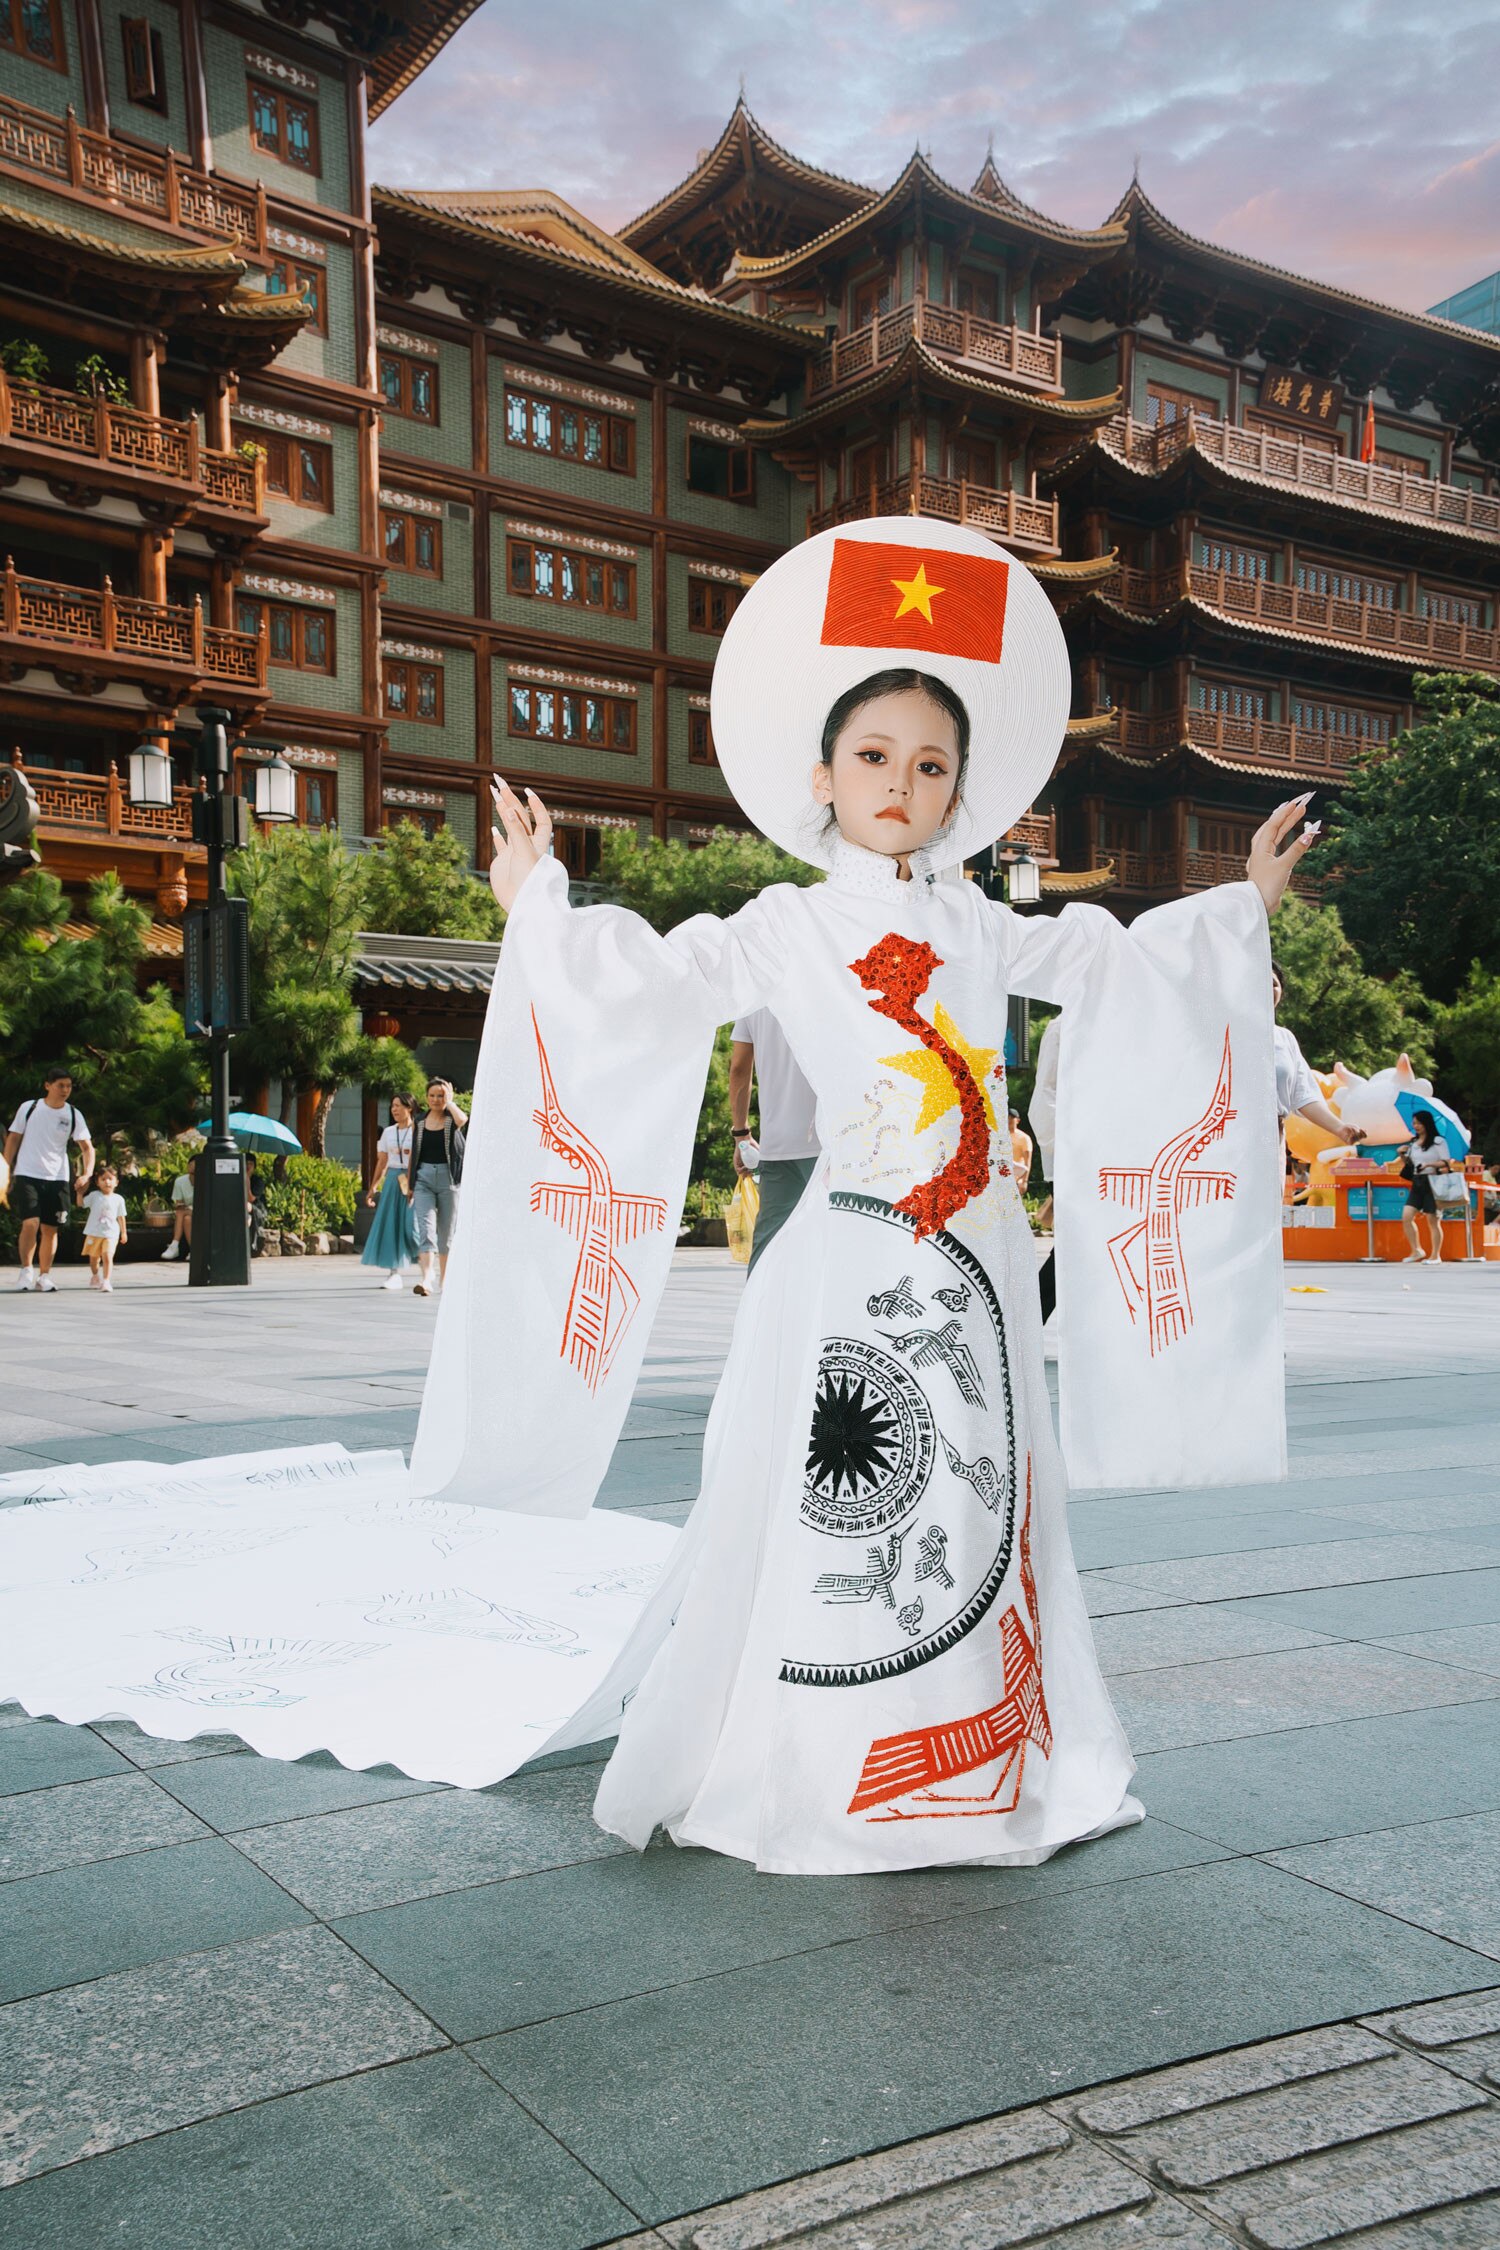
[369,0,1499,314]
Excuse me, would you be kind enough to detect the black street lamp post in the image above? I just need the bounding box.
[171,706,253,1286]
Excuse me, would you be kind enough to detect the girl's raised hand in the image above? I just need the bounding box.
[488,777,554,913]
[1247,793,1320,915]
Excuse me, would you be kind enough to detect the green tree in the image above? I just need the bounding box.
[595,827,819,934]
[1321,671,1500,1003]
[229,828,421,1152]
[360,818,504,940]
[1435,964,1500,1162]
[1270,894,1432,1077]
[0,869,203,1145]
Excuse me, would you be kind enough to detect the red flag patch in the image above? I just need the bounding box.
[820,538,1008,664]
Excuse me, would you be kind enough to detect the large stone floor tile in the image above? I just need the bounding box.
[0,1719,131,1797]
[231,1765,629,1916]
[0,2049,637,2250]
[1135,1698,1500,1853]
[465,1858,1496,2226]
[1232,1567,1500,1640]
[1081,1576,1186,1619]
[0,1837,310,2004]
[1267,1811,1500,1961]
[1111,1643,1500,1756]
[334,1817,1229,2044]
[1091,1533,1500,1606]
[0,1773,208,1881]
[151,1748,443,1833]
[1325,1493,1500,1535]
[1373,1625,1500,1679]
[1069,1508,1390,1572]
[1092,1604,1333,1678]
[0,1924,441,2186]
[88,1719,247,1768]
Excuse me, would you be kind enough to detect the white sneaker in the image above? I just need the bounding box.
[162,1240,181,1262]
[15,1268,35,1291]
[100,1279,113,1293]
[381,1273,403,1291]
[89,1273,101,1290]
[37,1275,57,1293]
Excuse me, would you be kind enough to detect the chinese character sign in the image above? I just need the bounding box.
[1258,366,1345,431]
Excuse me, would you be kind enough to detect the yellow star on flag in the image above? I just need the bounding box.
[890,562,944,625]
[880,1004,1000,1134]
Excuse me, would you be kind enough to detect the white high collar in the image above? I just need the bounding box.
[824,832,939,897]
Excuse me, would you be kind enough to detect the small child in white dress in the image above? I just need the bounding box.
[79,1164,128,1293]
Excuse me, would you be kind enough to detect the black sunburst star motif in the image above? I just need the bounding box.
[806,1369,901,1502]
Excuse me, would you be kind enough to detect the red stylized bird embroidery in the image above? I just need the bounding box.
[529,1012,669,1393]
[1098,1029,1237,1355]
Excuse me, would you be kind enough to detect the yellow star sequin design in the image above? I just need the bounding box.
[890,562,944,624]
[880,1004,1000,1134]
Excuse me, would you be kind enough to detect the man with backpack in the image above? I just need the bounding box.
[5,1068,94,1293]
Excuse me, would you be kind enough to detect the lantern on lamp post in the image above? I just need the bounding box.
[127,735,174,809]
[1006,845,1042,908]
[253,749,297,824]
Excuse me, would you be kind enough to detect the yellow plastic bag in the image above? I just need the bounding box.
[724,1174,760,1265]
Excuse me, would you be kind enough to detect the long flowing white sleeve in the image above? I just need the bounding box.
[998,883,1283,1491]
[411,859,786,1517]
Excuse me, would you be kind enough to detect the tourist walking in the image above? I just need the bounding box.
[363,1094,418,1290]
[79,1163,127,1292]
[408,1078,466,1297]
[1008,1106,1033,1193]
[5,1068,93,1293]
[728,1009,819,1272]
[1400,1107,1455,1264]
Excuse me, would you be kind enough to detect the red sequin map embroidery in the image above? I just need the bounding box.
[846,1461,1051,1820]
[528,1012,669,1393]
[850,933,991,1240]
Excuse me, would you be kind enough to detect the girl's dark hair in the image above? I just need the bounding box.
[1411,1107,1439,1147]
[819,669,971,787]
[1270,960,1285,984]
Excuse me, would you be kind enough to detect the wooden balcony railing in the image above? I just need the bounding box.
[810,473,1058,552]
[809,298,1062,400]
[0,371,263,515]
[1100,703,1379,778]
[1001,809,1057,860]
[0,563,265,691]
[1107,844,1316,898]
[0,93,267,255]
[1100,412,1500,542]
[1096,553,1500,672]
[22,760,196,843]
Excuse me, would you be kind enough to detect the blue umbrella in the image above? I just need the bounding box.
[196,1113,303,1156]
[1393,1088,1470,1160]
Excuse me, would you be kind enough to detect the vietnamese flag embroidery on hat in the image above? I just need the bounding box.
[820,538,1009,664]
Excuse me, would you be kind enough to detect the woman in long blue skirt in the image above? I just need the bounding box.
[361,1094,418,1289]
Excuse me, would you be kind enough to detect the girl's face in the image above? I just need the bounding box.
[810,687,961,862]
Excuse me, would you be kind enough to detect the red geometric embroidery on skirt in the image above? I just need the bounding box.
[1097,1028,1237,1356]
[846,1460,1052,1820]
[849,933,991,1240]
[528,1009,669,1392]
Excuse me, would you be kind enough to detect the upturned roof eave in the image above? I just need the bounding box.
[618,97,876,248]
[742,339,1119,444]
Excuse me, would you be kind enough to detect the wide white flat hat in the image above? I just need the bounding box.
[710,515,1070,872]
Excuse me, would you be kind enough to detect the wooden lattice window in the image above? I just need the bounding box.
[1195,533,1273,580]
[298,768,337,827]
[1,0,66,66]
[383,658,443,724]
[120,15,166,108]
[1291,696,1392,742]
[236,425,333,512]
[1419,585,1486,627]
[504,387,635,474]
[688,709,717,767]
[1145,380,1217,427]
[508,683,636,752]
[378,350,438,424]
[506,537,635,617]
[684,433,754,502]
[687,578,742,635]
[1194,680,1267,720]
[382,508,442,576]
[236,595,334,674]
[1374,446,1428,478]
[248,77,319,174]
[267,259,326,335]
[389,805,444,839]
[1294,560,1398,608]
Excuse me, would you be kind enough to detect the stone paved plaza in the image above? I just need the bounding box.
[2,1254,1500,2245]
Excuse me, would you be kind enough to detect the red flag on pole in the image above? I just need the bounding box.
[1359,396,1377,464]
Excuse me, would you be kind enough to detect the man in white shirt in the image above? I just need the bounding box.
[5,1067,94,1293]
[729,1009,819,1273]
